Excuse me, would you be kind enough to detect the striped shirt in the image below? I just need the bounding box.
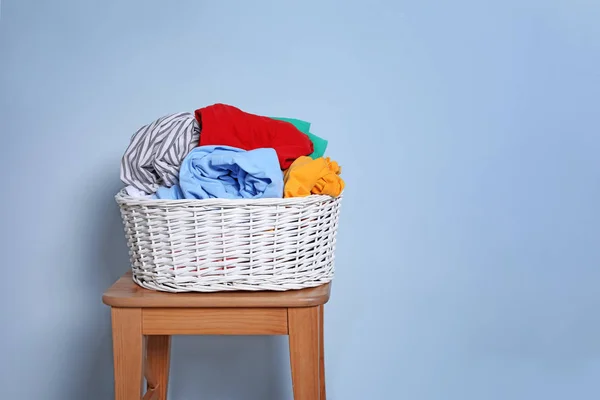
[120,112,200,194]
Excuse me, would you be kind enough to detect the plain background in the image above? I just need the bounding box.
[1,0,599,399]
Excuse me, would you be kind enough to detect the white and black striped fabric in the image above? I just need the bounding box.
[120,112,200,194]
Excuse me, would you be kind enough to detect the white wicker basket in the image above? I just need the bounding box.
[116,190,342,292]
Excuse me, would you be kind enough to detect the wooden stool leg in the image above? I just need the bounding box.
[111,308,143,400]
[319,305,326,400]
[146,336,171,400]
[289,306,320,400]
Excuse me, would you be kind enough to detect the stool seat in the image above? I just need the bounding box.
[103,271,330,400]
[103,272,331,308]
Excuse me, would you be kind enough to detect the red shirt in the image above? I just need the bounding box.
[195,104,313,169]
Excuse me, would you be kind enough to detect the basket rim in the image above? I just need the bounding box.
[116,188,343,207]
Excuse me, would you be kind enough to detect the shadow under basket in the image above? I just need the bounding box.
[116,190,343,292]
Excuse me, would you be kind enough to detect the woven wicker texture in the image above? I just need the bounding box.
[116,190,342,292]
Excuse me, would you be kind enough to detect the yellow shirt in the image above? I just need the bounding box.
[283,156,345,198]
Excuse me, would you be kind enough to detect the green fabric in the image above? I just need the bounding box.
[271,117,328,159]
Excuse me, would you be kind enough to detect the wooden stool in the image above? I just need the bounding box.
[103,272,330,400]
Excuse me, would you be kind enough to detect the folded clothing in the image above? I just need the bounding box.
[154,185,184,199]
[195,104,313,169]
[270,117,328,159]
[157,145,284,200]
[284,156,344,198]
[125,185,154,198]
[121,112,200,194]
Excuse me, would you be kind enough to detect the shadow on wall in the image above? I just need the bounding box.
[66,171,292,400]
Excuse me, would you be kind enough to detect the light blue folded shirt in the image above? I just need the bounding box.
[155,145,283,200]
[153,185,184,199]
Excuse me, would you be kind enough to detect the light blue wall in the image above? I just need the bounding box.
[1,0,599,399]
